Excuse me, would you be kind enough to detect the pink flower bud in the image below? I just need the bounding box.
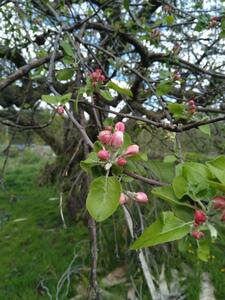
[90,71,100,82]
[111,131,124,148]
[99,74,106,82]
[115,122,125,133]
[98,130,112,145]
[188,99,195,106]
[117,157,127,166]
[213,196,225,209]
[125,144,139,157]
[97,150,110,161]
[135,192,148,204]
[191,231,205,240]
[56,106,64,114]
[90,69,105,83]
[119,193,127,205]
[194,210,207,225]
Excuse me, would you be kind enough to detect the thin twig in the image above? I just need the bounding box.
[59,192,67,229]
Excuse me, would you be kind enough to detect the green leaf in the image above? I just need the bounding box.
[99,89,113,101]
[147,160,174,183]
[206,156,225,184]
[41,94,61,104]
[103,118,114,127]
[178,162,210,179]
[60,93,72,104]
[131,212,191,249]
[194,15,210,32]
[156,81,172,96]
[62,56,74,64]
[178,237,189,253]
[74,86,88,111]
[166,15,174,26]
[80,152,99,174]
[182,165,209,199]
[163,155,177,163]
[152,186,192,208]
[199,124,211,136]
[107,81,133,97]
[86,176,121,222]
[172,176,188,199]
[129,152,148,162]
[168,103,186,120]
[172,205,194,222]
[60,40,74,57]
[123,0,129,10]
[41,93,72,105]
[197,239,210,262]
[207,180,225,193]
[56,68,74,80]
[219,29,225,39]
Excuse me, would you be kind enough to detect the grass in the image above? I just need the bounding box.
[0,154,90,300]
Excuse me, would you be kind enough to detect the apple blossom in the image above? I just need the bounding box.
[125,144,139,157]
[194,210,207,225]
[111,131,124,148]
[117,157,127,166]
[56,106,64,114]
[115,122,125,133]
[213,196,225,209]
[98,150,110,161]
[98,130,112,144]
[191,231,205,240]
[135,192,148,203]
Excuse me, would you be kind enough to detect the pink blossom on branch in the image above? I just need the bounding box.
[117,157,127,166]
[97,150,110,161]
[191,231,205,240]
[115,122,125,133]
[125,144,139,157]
[56,106,64,114]
[111,131,124,148]
[98,130,112,145]
[194,210,207,225]
[135,192,148,204]
[90,68,106,85]
[213,196,225,209]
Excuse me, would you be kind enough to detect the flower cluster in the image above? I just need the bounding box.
[90,68,106,87]
[209,16,218,28]
[191,210,207,240]
[97,122,139,166]
[213,196,225,221]
[187,99,196,114]
[97,122,148,205]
